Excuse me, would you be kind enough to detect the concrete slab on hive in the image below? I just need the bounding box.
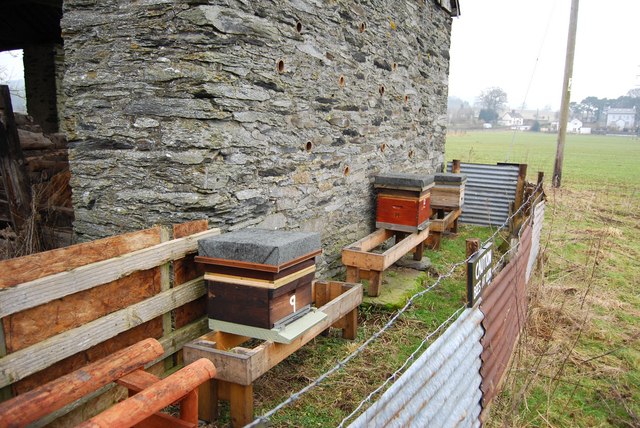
[374,172,435,191]
[434,172,467,184]
[198,229,321,266]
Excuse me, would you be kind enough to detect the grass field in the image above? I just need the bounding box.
[447,130,640,427]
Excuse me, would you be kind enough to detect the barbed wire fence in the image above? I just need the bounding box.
[246,183,543,427]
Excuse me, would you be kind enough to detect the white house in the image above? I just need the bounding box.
[498,111,524,128]
[606,107,636,131]
[568,118,583,133]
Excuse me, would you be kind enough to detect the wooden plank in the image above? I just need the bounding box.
[0,228,220,318]
[132,412,195,428]
[0,277,206,389]
[4,268,161,352]
[0,227,162,289]
[343,228,393,252]
[117,369,159,393]
[195,249,322,274]
[379,227,430,271]
[342,227,430,272]
[159,227,173,371]
[183,282,363,385]
[204,265,316,289]
[174,221,209,330]
[0,339,163,427]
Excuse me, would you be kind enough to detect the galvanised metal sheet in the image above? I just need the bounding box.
[447,162,520,226]
[479,225,532,408]
[348,308,484,428]
[527,201,545,281]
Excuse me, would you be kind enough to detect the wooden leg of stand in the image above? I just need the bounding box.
[346,266,360,283]
[368,270,382,297]
[229,383,253,428]
[413,241,424,261]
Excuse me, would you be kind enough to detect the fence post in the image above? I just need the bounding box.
[466,239,480,307]
[513,164,528,232]
[452,159,461,174]
[160,226,174,371]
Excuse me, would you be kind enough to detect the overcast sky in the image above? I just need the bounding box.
[449,0,640,111]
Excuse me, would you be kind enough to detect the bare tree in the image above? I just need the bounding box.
[477,87,508,113]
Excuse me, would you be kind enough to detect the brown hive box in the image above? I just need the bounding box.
[431,173,467,209]
[196,229,321,329]
[374,172,435,233]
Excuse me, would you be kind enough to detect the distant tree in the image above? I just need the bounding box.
[531,120,541,132]
[478,108,498,123]
[627,88,640,98]
[477,87,508,112]
[476,87,507,123]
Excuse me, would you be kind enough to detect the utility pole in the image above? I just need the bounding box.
[553,0,580,188]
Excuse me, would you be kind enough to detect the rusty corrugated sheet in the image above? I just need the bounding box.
[447,162,520,227]
[526,201,545,281]
[348,308,484,428]
[479,225,532,407]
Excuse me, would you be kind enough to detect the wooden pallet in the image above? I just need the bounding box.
[427,208,461,249]
[341,226,431,297]
[182,280,362,428]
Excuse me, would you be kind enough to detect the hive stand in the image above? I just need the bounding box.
[426,207,462,250]
[341,227,431,297]
[183,280,362,428]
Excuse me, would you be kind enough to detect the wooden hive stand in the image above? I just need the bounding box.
[341,227,431,297]
[183,280,362,428]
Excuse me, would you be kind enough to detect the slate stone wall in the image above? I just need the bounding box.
[61,0,452,273]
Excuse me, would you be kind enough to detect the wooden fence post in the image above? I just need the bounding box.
[452,159,461,174]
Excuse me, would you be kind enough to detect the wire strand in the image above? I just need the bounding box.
[246,183,544,427]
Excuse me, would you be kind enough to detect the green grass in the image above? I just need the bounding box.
[448,131,640,428]
[447,130,640,189]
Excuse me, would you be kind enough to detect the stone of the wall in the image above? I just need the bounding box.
[61,0,452,274]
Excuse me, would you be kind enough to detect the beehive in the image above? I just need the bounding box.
[374,172,435,232]
[196,229,321,330]
[431,173,467,209]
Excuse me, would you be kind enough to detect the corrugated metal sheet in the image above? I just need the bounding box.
[526,201,545,281]
[479,225,532,408]
[348,308,484,428]
[447,162,520,227]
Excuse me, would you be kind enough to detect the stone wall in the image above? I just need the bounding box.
[61,0,452,273]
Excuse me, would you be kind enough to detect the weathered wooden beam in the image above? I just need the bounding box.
[0,277,206,389]
[0,85,32,231]
[78,358,216,428]
[0,227,163,288]
[0,339,163,428]
[29,318,209,428]
[0,228,219,318]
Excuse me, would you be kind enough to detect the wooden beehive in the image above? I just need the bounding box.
[431,173,467,209]
[374,173,435,233]
[196,229,321,330]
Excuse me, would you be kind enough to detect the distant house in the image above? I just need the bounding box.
[568,119,583,133]
[498,110,524,128]
[606,107,636,131]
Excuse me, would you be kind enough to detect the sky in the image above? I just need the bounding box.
[448,0,640,111]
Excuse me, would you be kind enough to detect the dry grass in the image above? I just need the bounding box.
[486,186,640,428]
